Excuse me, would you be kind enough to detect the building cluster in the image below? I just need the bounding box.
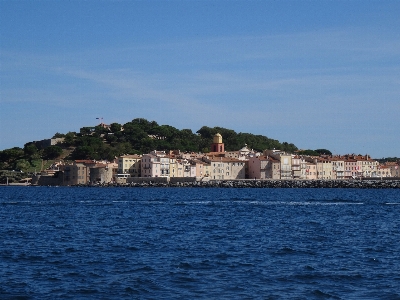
[38,133,399,185]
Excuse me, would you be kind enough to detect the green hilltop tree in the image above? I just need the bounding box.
[314,149,332,155]
[1,117,302,165]
[42,145,63,160]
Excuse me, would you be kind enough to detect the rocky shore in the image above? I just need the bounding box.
[80,179,400,189]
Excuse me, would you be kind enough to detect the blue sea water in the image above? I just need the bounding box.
[0,187,399,299]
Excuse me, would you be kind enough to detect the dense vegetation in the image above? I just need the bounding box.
[297,149,333,156]
[0,118,298,172]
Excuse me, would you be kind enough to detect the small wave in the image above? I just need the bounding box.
[182,201,213,205]
[287,201,363,206]
[275,246,296,254]
[177,262,192,269]
[133,266,155,272]
[126,246,139,251]
[1,201,31,205]
[76,288,99,295]
[311,289,340,299]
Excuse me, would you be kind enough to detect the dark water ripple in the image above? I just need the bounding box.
[1,187,400,299]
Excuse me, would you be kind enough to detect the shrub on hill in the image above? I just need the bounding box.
[0,118,299,170]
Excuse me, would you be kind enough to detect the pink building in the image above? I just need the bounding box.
[248,155,280,179]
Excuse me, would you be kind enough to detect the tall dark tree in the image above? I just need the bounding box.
[42,145,63,160]
[314,149,332,155]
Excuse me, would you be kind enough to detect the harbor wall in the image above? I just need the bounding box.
[101,179,400,189]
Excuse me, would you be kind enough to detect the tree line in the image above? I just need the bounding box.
[1,118,302,171]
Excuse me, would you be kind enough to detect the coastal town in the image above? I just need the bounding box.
[30,131,399,186]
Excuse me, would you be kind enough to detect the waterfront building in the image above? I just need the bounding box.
[118,154,142,177]
[331,157,345,179]
[356,155,378,178]
[304,162,317,180]
[202,156,246,180]
[90,163,114,184]
[291,155,301,179]
[63,160,95,185]
[377,165,392,178]
[263,150,292,179]
[174,159,193,177]
[191,159,210,178]
[315,157,334,180]
[141,151,170,178]
[248,155,280,179]
[388,162,400,177]
[344,157,357,179]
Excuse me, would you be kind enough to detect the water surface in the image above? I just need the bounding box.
[1,187,399,299]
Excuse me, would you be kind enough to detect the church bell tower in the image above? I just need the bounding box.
[211,133,224,153]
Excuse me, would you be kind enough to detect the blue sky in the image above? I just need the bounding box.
[1,1,399,158]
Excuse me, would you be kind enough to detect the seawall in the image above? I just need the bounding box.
[82,179,400,189]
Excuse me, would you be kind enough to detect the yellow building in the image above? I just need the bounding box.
[118,155,142,177]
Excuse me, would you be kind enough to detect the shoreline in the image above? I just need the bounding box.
[5,179,398,189]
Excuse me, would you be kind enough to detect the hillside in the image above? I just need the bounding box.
[0,118,297,174]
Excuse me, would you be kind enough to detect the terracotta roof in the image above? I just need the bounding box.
[120,154,142,159]
[75,160,96,164]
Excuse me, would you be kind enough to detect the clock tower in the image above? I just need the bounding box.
[211,133,224,153]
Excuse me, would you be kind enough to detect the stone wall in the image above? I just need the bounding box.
[169,177,196,184]
[34,173,64,186]
[127,177,169,184]
[86,179,400,188]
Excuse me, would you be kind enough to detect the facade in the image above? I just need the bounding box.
[168,155,178,177]
[342,155,378,178]
[192,159,209,178]
[383,162,400,178]
[141,151,170,178]
[280,154,292,179]
[90,164,114,184]
[356,156,378,178]
[291,156,301,179]
[118,154,142,177]
[315,158,334,180]
[248,155,278,179]
[210,133,225,153]
[263,150,292,179]
[388,163,400,177]
[203,156,246,180]
[174,159,192,177]
[344,158,358,179]
[331,157,345,179]
[63,160,95,185]
[304,163,317,179]
[377,165,392,178]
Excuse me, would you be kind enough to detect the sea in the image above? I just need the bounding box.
[1,186,399,300]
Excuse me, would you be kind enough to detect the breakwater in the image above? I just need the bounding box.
[83,179,400,189]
